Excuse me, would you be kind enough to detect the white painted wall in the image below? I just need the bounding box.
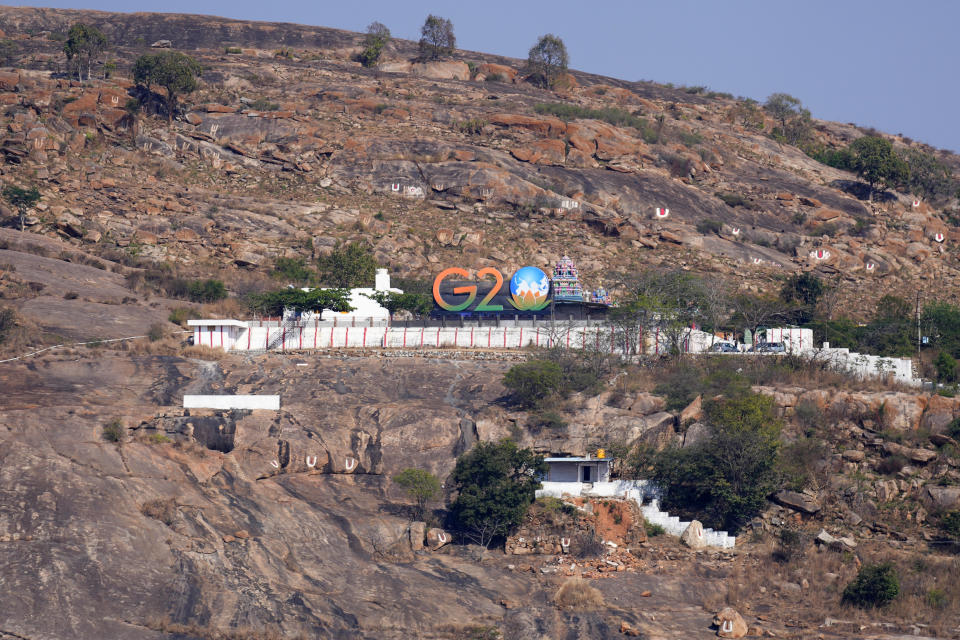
[547,462,579,482]
[811,344,916,385]
[187,320,919,386]
[764,327,815,353]
[183,395,280,410]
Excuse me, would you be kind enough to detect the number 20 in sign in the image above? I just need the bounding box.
[432,266,551,312]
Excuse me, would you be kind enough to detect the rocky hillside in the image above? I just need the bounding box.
[0,6,957,344]
[2,7,960,640]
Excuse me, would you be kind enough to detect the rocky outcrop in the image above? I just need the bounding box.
[714,607,748,638]
[680,520,707,549]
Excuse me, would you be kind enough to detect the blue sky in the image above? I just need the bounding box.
[12,0,960,151]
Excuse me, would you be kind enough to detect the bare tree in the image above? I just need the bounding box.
[418,15,455,60]
[730,293,790,345]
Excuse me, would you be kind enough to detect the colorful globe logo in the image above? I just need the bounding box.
[509,266,550,311]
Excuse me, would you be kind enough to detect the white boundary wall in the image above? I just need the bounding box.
[183,395,280,410]
[810,345,916,385]
[188,320,919,385]
[537,479,736,549]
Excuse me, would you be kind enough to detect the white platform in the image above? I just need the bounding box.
[183,395,280,410]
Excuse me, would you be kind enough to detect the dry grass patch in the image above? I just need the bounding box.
[555,577,605,610]
[140,498,177,526]
[182,344,231,360]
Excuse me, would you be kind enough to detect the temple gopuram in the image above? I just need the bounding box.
[551,255,584,302]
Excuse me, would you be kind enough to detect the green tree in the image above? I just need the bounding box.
[186,279,227,303]
[0,307,15,344]
[132,51,202,123]
[842,562,900,608]
[764,93,803,129]
[363,291,432,317]
[849,136,908,196]
[502,359,563,409]
[357,21,390,68]
[902,148,955,203]
[860,295,914,356]
[393,468,441,521]
[63,23,107,81]
[935,351,957,383]
[645,393,783,532]
[780,273,824,324]
[2,185,41,231]
[273,257,315,285]
[316,242,378,288]
[418,15,456,60]
[526,34,569,88]
[247,288,352,316]
[922,301,960,357]
[763,93,813,145]
[447,440,547,547]
[729,99,765,131]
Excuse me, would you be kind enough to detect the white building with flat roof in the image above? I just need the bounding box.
[543,456,612,484]
[308,268,401,322]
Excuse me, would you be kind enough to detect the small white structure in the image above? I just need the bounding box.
[763,327,815,353]
[544,456,612,483]
[183,395,280,410]
[318,268,401,322]
[188,319,249,350]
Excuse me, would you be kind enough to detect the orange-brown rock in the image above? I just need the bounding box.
[510,139,565,165]
[0,70,19,91]
[476,63,517,83]
[489,113,566,137]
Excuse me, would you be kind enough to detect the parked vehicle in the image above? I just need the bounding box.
[750,342,785,353]
[709,342,738,353]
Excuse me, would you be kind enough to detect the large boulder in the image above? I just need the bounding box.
[679,395,702,424]
[714,607,748,638]
[410,61,471,81]
[476,63,518,83]
[426,527,450,550]
[409,521,426,551]
[772,490,821,514]
[680,520,706,549]
[923,485,960,512]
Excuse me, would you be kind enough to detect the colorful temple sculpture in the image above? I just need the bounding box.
[551,255,584,302]
[590,286,610,305]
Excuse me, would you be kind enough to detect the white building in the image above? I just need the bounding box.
[544,456,613,484]
[763,327,815,353]
[307,268,401,322]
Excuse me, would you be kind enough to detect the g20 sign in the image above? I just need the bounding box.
[433,266,551,312]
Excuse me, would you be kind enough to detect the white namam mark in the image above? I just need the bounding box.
[810,249,831,260]
[344,457,357,471]
[270,460,280,469]
[305,455,317,468]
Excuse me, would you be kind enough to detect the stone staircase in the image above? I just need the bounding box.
[536,480,736,549]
